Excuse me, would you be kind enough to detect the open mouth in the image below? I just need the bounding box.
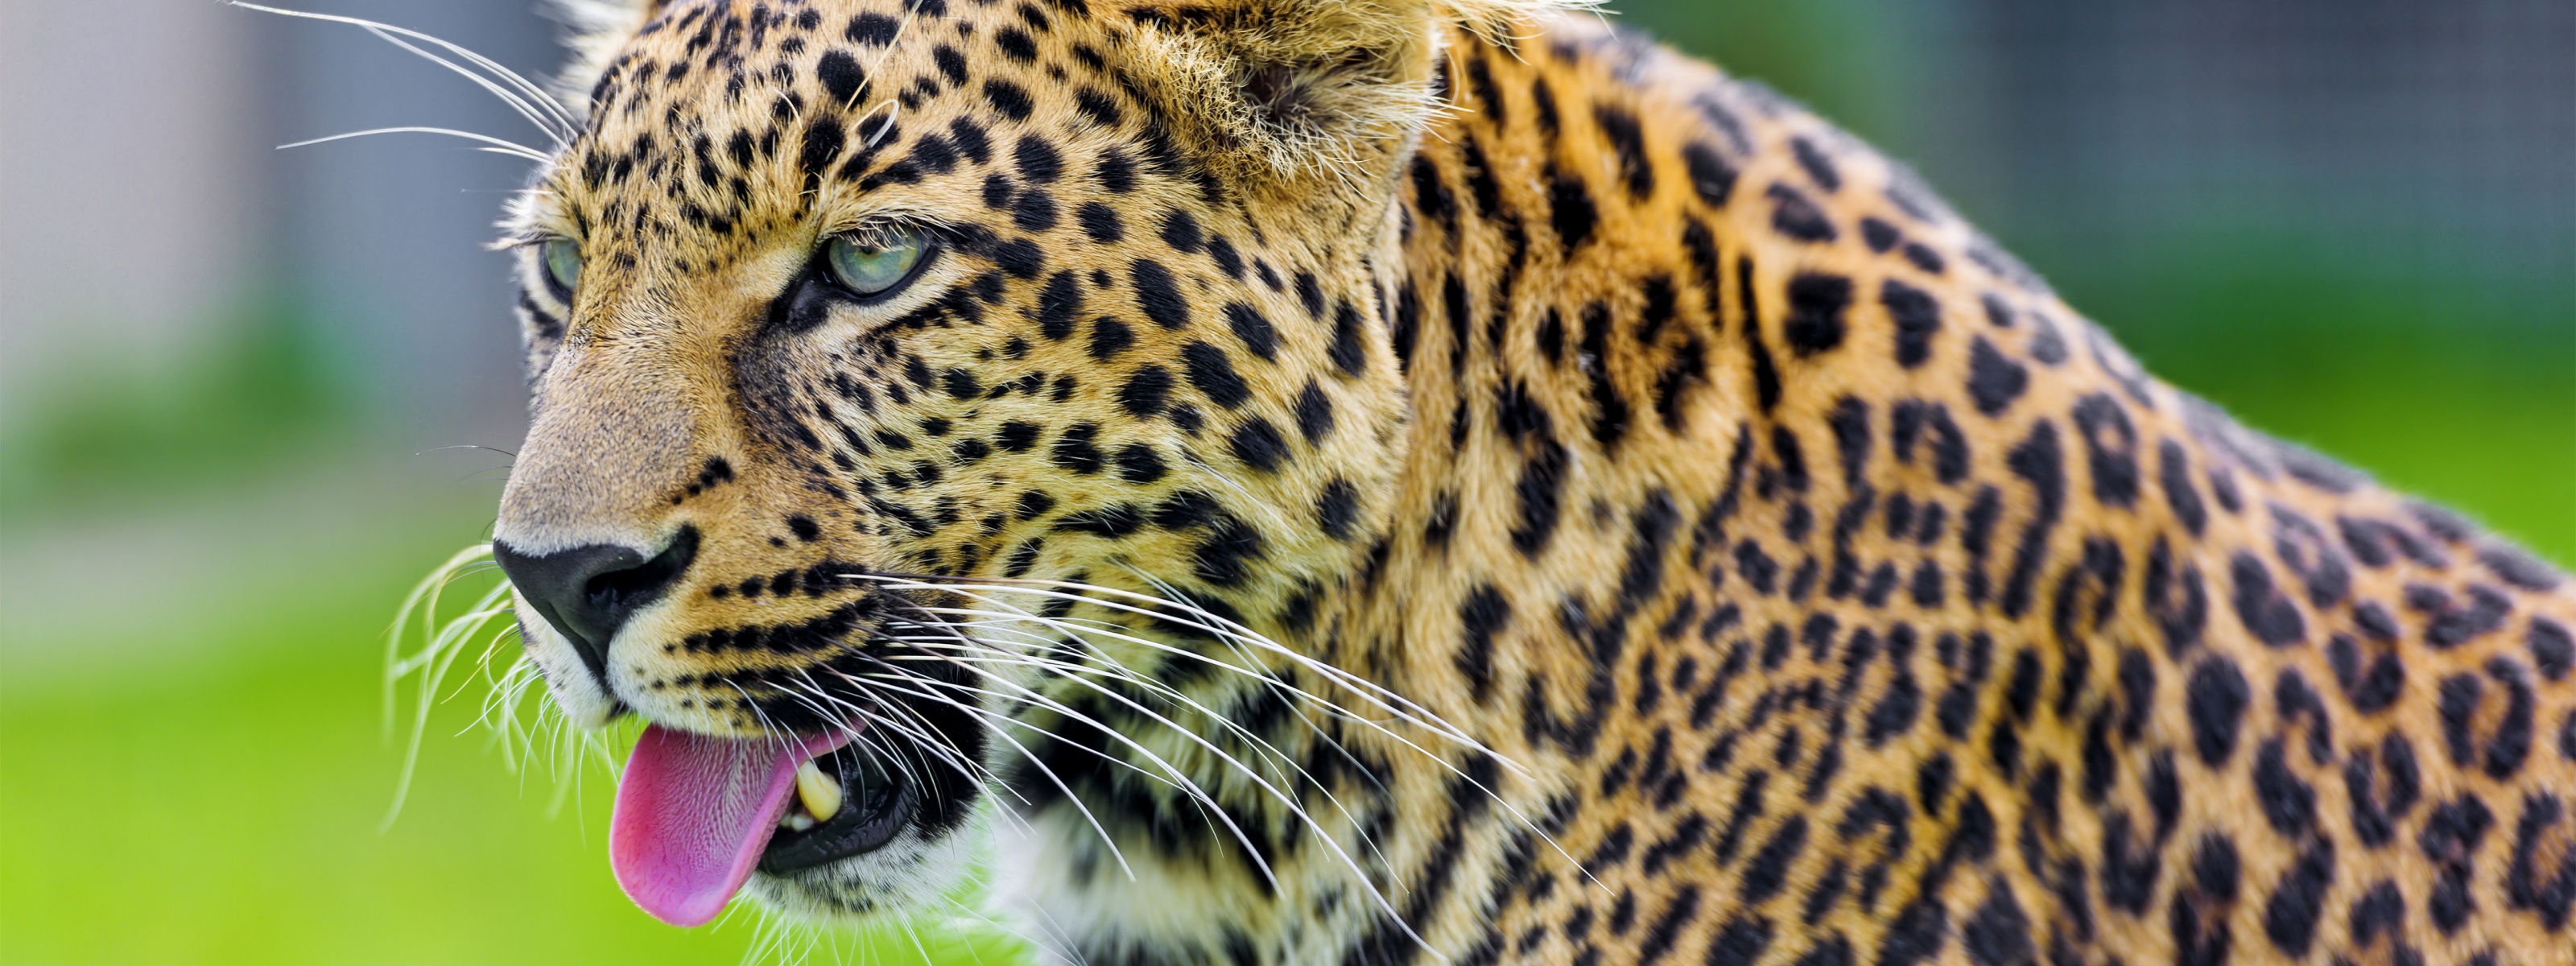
[760,741,911,873]
[609,720,913,927]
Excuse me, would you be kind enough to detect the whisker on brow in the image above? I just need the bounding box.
[275,126,553,163]
[231,2,578,145]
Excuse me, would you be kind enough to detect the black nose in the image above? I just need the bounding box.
[493,526,700,684]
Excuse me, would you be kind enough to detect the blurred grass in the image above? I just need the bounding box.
[0,642,1013,964]
[1,618,750,964]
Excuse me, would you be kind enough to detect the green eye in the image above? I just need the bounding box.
[824,230,927,296]
[541,238,583,297]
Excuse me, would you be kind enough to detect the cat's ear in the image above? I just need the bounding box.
[1109,0,1542,196]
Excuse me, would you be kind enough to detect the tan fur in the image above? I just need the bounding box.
[488,2,2576,963]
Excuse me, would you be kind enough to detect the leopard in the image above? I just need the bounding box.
[462,0,2576,963]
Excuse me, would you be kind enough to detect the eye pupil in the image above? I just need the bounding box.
[826,231,926,296]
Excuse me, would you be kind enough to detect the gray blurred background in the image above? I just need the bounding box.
[1,0,554,457]
[2,2,2569,964]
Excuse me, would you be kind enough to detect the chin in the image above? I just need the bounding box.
[741,738,983,924]
[744,818,985,925]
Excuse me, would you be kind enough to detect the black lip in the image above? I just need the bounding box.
[758,743,913,875]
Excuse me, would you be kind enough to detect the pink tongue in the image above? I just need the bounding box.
[610,724,852,927]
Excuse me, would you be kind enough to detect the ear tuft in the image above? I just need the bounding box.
[1116,0,1563,199]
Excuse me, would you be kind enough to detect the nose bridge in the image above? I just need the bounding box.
[497,334,704,555]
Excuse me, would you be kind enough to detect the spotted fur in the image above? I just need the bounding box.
[487,2,2576,963]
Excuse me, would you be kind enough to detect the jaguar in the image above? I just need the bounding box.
[405,0,2576,962]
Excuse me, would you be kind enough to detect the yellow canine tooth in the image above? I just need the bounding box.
[795,758,843,824]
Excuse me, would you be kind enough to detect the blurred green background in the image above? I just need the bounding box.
[2,1,2567,964]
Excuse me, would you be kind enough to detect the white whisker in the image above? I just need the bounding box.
[859,573,1497,761]
[349,23,572,147]
[279,126,552,163]
[827,663,1142,879]
[871,638,1368,909]
[866,639,1395,877]
[231,2,578,141]
[891,588,1499,812]
[862,576,1591,898]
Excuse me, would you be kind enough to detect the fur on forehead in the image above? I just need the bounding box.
[547,0,1568,195]
[547,0,662,111]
